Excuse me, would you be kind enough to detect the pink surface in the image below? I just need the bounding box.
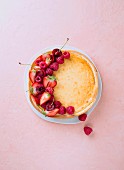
[0,0,124,170]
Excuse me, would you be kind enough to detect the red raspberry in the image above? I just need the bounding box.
[59,106,66,115]
[63,51,70,59]
[56,56,64,64]
[78,113,87,121]
[39,61,47,69]
[35,76,42,83]
[46,68,53,76]
[66,106,75,114]
[54,101,61,108]
[37,69,46,77]
[84,126,93,135]
[45,87,54,95]
[50,62,59,71]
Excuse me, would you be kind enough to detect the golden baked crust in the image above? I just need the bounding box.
[29,50,98,118]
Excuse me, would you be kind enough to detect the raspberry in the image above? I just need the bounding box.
[35,76,42,83]
[45,87,54,95]
[66,106,75,114]
[84,126,93,135]
[46,68,53,76]
[37,69,46,77]
[63,51,70,59]
[54,101,61,108]
[39,61,47,69]
[78,113,87,121]
[50,62,59,71]
[56,56,64,64]
[59,106,66,115]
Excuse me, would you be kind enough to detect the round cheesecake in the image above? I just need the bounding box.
[29,50,98,118]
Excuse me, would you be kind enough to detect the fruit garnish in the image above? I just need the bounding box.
[37,69,46,77]
[34,56,42,66]
[43,75,57,88]
[59,106,66,115]
[56,56,64,64]
[45,87,54,95]
[30,83,44,96]
[33,66,41,71]
[63,51,70,59]
[45,108,59,117]
[49,62,59,71]
[41,54,54,66]
[40,92,51,105]
[46,101,55,111]
[84,126,93,135]
[78,113,87,121]
[49,95,54,102]
[46,68,53,76]
[29,69,36,83]
[66,106,75,114]
[54,101,61,108]
[30,94,40,105]
[35,75,42,83]
[39,61,47,69]
[52,49,62,58]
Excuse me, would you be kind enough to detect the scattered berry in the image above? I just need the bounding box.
[84,126,93,135]
[63,51,70,59]
[46,101,55,111]
[66,106,75,114]
[35,76,42,83]
[39,61,47,69]
[56,56,64,64]
[78,113,87,121]
[59,106,66,115]
[52,49,62,58]
[46,68,53,76]
[46,87,54,95]
[54,101,61,108]
[50,62,59,71]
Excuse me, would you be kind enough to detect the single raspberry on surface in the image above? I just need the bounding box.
[84,126,93,135]
[66,106,75,114]
[59,106,66,115]
[78,113,87,121]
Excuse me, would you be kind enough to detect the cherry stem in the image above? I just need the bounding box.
[19,62,31,66]
[60,38,69,50]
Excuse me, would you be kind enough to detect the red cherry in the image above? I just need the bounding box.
[46,101,55,111]
[54,101,61,108]
[66,106,75,114]
[46,68,53,76]
[52,49,62,57]
[39,61,47,69]
[84,126,93,135]
[35,76,42,83]
[78,113,87,121]
[36,84,45,94]
[37,69,46,77]
[63,51,70,59]
[45,87,54,95]
[56,56,64,64]
[50,62,59,71]
[59,106,66,115]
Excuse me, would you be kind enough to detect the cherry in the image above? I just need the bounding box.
[37,69,46,77]
[66,106,75,114]
[46,102,55,111]
[36,84,45,94]
[52,49,62,58]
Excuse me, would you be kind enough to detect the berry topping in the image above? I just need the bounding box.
[45,108,59,117]
[39,61,47,69]
[59,106,66,115]
[30,83,44,96]
[46,68,53,76]
[45,87,54,95]
[36,84,45,94]
[30,94,40,105]
[56,56,64,64]
[43,76,57,88]
[40,92,51,105]
[49,95,54,102]
[35,76,42,83]
[54,101,61,108]
[41,103,47,110]
[66,106,75,114]
[37,69,46,77]
[29,69,36,83]
[84,126,93,135]
[63,51,70,59]
[78,113,87,121]
[46,101,55,111]
[34,56,42,66]
[52,49,62,58]
[49,62,59,71]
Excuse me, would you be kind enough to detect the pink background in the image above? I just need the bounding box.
[0,0,124,170]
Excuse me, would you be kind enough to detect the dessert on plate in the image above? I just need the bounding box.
[28,39,98,118]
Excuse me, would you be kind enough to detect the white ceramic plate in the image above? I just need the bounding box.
[24,45,102,124]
